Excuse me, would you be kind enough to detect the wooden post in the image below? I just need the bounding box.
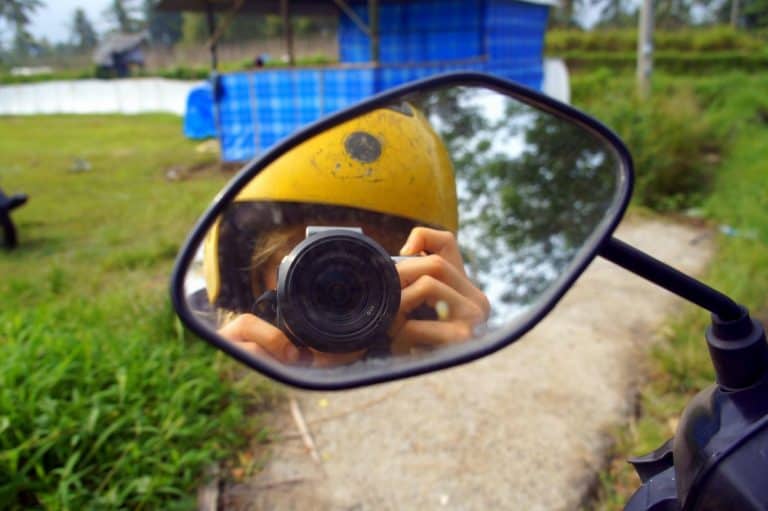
[205,0,217,71]
[369,0,380,64]
[281,0,295,66]
[333,0,372,37]
[731,0,741,28]
[636,0,653,99]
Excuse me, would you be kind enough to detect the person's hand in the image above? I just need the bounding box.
[218,314,365,367]
[219,314,300,364]
[390,227,490,355]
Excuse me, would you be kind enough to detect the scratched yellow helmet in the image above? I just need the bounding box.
[203,103,458,310]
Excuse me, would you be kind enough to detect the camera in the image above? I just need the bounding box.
[256,226,402,353]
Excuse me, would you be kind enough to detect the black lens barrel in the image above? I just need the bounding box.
[277,229,401,353]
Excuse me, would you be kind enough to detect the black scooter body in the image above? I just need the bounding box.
[677,379,768,510]
[626,318,768,511]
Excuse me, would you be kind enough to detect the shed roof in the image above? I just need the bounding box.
[93,31,149,66]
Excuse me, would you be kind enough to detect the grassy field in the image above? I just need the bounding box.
[574,72,768,509]
[0,116,275,509]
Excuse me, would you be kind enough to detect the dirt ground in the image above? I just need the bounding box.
[220,216,714,511]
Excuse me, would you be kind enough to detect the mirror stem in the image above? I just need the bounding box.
[602,238,768,390]
[599,237,743,321]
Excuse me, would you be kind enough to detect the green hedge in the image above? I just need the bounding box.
[0,55,337,85]
[547,26,765,53]
[0,69,97,85]
[0,66,212,85]
[560,51,768,74]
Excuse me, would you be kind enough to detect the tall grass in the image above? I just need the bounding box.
[0,115,275,508]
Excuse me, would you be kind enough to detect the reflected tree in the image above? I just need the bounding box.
[409,87,619,307]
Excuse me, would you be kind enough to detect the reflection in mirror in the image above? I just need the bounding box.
[182,85,624,376]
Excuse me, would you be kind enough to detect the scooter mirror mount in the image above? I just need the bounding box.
[601,236,768,511]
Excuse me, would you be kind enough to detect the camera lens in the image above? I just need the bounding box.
[277,230,401,353]
[313,267,359,312]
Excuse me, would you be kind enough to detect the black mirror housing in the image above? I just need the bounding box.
[170,72,634,390]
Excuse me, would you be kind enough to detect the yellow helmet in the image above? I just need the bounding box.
[203,103,458,310]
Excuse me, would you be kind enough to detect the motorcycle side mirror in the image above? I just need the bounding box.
[170,72,634,390]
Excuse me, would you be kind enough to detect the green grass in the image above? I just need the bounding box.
[0,115,277,509]
[578,72,768,509]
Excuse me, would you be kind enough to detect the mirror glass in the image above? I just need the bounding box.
[180,84,628,381]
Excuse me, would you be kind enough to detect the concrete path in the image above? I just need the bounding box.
[222,217,713,511]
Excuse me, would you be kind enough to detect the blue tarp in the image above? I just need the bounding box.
[215,69,375,162]
[192,0,550,162]
[339,0,483,64]
[183,83,216,139]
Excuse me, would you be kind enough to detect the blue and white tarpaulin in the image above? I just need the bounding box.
[208,0,550,162]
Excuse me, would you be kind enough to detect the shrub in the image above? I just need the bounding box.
[547,28,638,52]
[154,66,210,80]
[560,51,768,74]
[0,68,97,85]
[546,26,765,54]
[574,76,724,211]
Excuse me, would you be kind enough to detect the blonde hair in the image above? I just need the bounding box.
[248,225,305,296]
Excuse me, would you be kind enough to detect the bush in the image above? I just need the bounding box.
[0,68,97,85]
[153,66,210,80]
[0,55,341,86]
[685,25,764,51]
[574,75,725,211]
[560,51,768,74]
[0,66,211,85]
[547,28,638,52]
[546,26,765,53]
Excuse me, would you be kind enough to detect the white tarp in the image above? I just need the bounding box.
[542,58,571,104]
[0,78,200,116]
[0,62,569,117]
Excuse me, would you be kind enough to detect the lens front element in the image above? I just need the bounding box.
[277,230,401,353]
